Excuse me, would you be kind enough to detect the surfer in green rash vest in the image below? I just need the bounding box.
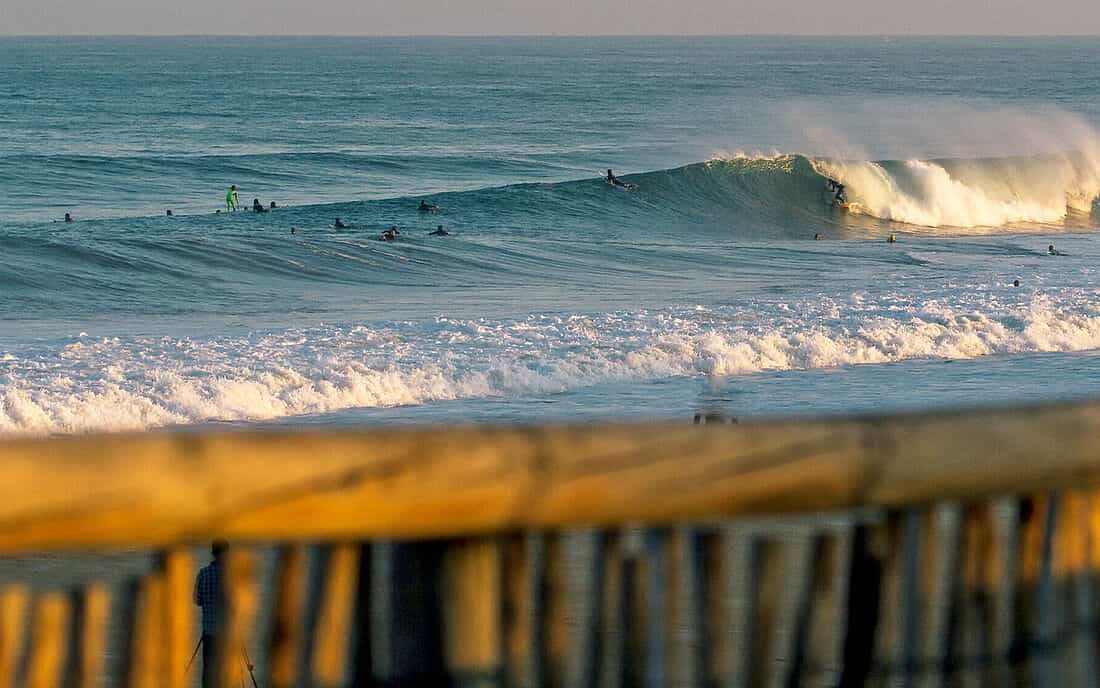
[225,185,239,212]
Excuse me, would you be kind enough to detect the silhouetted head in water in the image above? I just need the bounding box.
[1049,244,1056,255]
[334,217,347,229]
[270,201,276,209]
[64,213,73,222]
[814,233,822,240]
[1013,279,1020,287]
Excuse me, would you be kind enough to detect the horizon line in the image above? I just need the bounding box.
[2,32,1100,38]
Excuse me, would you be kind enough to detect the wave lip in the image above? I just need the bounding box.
[813,151,1100,229]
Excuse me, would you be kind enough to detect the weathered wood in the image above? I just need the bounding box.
[666,528,703,688]
[7,402,1100,551]
[128,574,164,688]
[216,548,259,688]
[542,534,568,688]
[769,532,815,688]
[26,593,69,688]
[917,504,960,688]
[160,548,193,688]
[268,544,307,688]
[503,534,536,688]
[70,584,110,688]
[801,529,854,687]
[596,531,625,688]
[311,543,361,687]
[442,538,503,688]
[722,528,760,688]
[0,586,28,688]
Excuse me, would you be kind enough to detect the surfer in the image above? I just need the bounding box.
[418,200,440,214]
[166,209,173,216]
[381,227,400,241]
[334,217,348,229]
[606,169,627,187]
[606,169,636,190]
[270,201,277,209]
[429,225,450,236]
[252,198,266,213]
[887,234,897,243]
[64,213,73,223]
[814,233,822,240]
[1048,244,1062,255]
[826,178,847,205]
[226,185,238,212]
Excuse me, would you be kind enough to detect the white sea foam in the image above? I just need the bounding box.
[3,293,1100,438]
[810,113,1100,228]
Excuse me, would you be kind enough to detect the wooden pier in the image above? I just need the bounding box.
[0,400,1099,686]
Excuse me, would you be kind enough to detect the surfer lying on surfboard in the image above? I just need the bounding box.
[606,169,637,190]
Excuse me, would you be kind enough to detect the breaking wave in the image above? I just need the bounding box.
[4,294,1100,437]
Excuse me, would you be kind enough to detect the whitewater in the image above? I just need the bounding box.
[3,36,1100,436]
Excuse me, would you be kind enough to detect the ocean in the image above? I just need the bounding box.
[2,36,1100,437]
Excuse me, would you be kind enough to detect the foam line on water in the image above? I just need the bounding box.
[3,292,1100,437]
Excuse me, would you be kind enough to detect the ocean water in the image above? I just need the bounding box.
[2,36,1100,437]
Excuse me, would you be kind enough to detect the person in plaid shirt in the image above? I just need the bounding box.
[194,541,226,688]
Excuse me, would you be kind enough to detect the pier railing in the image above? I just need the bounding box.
[1,401,1100,686]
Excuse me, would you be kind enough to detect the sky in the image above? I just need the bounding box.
[2,0,1100,36]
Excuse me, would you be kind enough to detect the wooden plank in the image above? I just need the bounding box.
[70,584,110,688]
[666,527,703,688]
[801,528,854,687]
[917,504,961,688]
[216,547,259,688]
[954,503,993,688]
[442,538,503,688]
[502,533,536,688]
[8,401,1100,551]
[310,543,361,687]
[128,574,164,688]
[722,527,760,688]
[26,593,69,688]
[596,531,625,688]
[160,548,193,688]
[1056,491,1096,688]
[989,498,1020,687]
[542,534,568,688]
[0,586,28,688]
[567,531,602,688]
[768,532,815,688]
[268,544,307,688]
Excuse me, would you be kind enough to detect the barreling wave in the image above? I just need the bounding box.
[813,152,1100,228]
